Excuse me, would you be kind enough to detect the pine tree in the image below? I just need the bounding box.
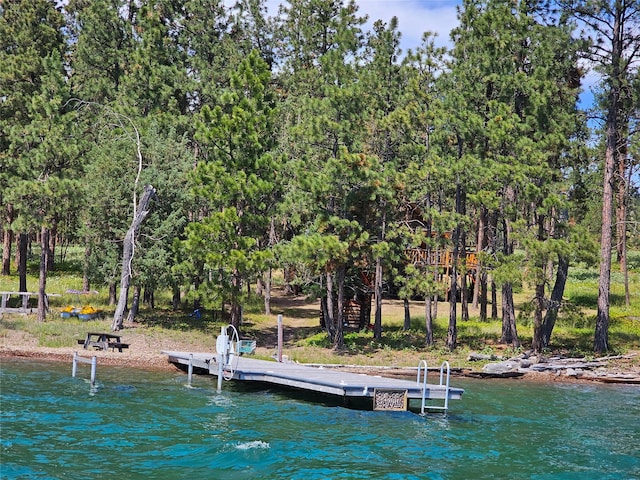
[560,0,640,353]
[0,0,79,318]
[275,0,367,348]
[443,0,584,350]
[181,51,278,331]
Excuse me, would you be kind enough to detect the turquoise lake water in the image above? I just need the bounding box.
[1,358,639,479]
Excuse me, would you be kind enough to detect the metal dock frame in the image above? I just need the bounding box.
[72,352,97,385]
[417,360,451,414]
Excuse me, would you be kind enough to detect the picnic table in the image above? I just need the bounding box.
[78,332,129,352]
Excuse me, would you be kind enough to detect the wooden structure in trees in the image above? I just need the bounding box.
[319,236,480,328]
[0,292,35,315]
[0,291,60,315]
[405,246,479,299]
[405,248,478,276]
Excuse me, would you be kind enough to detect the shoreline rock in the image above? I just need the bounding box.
[477,351,640,384]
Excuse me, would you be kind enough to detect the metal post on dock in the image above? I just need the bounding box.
[72,351,78,378]
[187,353,193,386]
[90,356,96,385]
[277,314,283,362]
[216,326,228,392]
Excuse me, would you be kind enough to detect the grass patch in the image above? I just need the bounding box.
[1,247,639,365]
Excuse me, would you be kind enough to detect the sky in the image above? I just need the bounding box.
[257,0,599,111]
[261,0,461,51]
[346,0,460,50]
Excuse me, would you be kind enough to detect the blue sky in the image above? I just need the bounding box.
[259,0,598,111]
[260,0,461,50]
[352,0,460,50]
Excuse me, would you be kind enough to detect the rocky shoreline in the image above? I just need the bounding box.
[468,351,640,384]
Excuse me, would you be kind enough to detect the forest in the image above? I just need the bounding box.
[1,0,638,355]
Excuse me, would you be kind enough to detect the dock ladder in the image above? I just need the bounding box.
[417,360,451,415]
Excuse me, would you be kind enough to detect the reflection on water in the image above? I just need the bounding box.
[1,358,639,479]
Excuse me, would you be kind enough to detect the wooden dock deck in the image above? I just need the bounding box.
[163,351,464,411]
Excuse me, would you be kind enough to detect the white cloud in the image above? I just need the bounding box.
[258,0,460,51]
[354,0,460,51]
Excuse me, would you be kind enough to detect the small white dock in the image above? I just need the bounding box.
[163,351,464,412]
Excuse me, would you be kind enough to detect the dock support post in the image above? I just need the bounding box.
[90,356,97,385]
[72,352,97,385]
[187,353,193,386]
[217,354,223,392]
[72,351,78,378]
[277,314,283,362]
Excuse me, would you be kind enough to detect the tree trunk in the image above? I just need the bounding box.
[334,265,345,350]
[320,296,328,329]
[532,281,546,351]
[615,149,626,263]
[618,160,631,306]
[143,286,154,308]
[126,284,141,322]
[460,202,469,324]
[263,268,272,316]
[594,99,617,353]
[500,283,519,347]
[82,244,91,292]
[230,268,242,331]
[500,216,519,347]
[461,271,469,321]
[172,284,180,310]
[533,256,569,353]
[2,227,12,275]
[112,185,156,331]
[447,182,463,351]
[425,296,434,346]
[479,270,488,322]
[488,211,498,320]
[325,271,335,342]
[472,208,486,309]
[37,227,49,322]
[284,266,296,295]
[532,214,547,352]
[47,222,56,272]
[374,210,386,340]
[2,204,13,275]
[373,254,383,340]
[109,282,117,305]
[491,278,498,319]
[357,290,371,330]
[594,1,626,354]
[403,298,411,331]
[17,233,28,293]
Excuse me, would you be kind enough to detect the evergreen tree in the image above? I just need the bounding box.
[443,0,584,350]
[560,0,640,352]
[181,51,278,331]
[1,0,79,319]
[275,0,367,348]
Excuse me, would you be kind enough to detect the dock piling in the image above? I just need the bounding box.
[277,314,283,362]
[72,351,97,385]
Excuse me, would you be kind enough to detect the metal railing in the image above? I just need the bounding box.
[416,360,451,415]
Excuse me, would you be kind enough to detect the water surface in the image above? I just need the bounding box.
[1,358,638,479]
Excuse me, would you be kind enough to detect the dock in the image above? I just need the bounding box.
[163,350,464,412]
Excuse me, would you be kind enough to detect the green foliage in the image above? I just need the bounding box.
[2,0,637,355]
[179,51,278,322]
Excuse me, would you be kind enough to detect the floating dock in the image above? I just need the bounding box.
[163,351,464,412]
